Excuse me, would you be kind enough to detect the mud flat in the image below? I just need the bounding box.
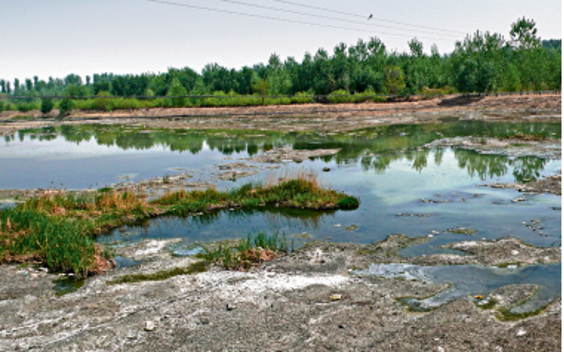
[488,173,561,196]
[0,94,561,136]
[425,137,561,159]
[0,234,560,351]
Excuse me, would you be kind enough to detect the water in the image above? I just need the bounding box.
[354,263,561,314]
[1,121,561,310]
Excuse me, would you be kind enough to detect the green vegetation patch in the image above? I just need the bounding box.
[199,232,290,270]
[0,178,357,277]
[447,227,478,236]
[107,261,207,285]
[495,304,551,321]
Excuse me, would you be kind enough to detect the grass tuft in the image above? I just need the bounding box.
[200,231,288,270]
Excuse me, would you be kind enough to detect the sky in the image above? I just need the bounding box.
[2,0,561,82]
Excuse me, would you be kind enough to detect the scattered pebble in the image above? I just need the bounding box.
[512,198,526,203]
[322,167,331,172]
[333,224,341,227]
[329,294,342,301]
[144,321,155,331]
[516,329,527,337]
[510,250,519,256]
[226,303,237,311]
[428,234,434,238]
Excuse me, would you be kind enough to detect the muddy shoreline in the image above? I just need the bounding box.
[0,234,560,351]
[0,94,561,136]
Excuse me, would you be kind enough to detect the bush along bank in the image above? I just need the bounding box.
[0,178,359,278]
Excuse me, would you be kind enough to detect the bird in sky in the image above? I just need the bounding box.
[368,14,373,20]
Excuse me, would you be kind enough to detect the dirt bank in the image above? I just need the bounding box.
[0,94,560,136]
[0,235,560,351]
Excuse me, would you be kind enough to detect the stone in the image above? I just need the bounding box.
[329,294,342,301]
[516,329,527,337]
[510,250,519,256]
[144,321,155,331]
[226,303,237,311]
[322,167,331,172]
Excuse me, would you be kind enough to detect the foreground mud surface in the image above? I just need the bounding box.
[0,94,560,136]
[0,235,560,351]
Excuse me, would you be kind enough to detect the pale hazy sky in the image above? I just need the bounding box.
[2,0,561,82]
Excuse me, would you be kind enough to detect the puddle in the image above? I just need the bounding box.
[354,263,561,314]
[53,277,86,296]
[113,255,142,268]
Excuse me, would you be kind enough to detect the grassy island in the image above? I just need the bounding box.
[0,177,359,277]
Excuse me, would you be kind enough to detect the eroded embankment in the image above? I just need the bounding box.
[0,234,560,351]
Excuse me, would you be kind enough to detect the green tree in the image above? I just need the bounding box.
[510,17,540,50]
[383,65,406,94]
[59,98,74,116]
[40,98,54,115]
[167,77,187,107]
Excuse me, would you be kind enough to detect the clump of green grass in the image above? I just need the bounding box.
[0,176,357,276]
[106,261,207,285]
[200,232,289,270]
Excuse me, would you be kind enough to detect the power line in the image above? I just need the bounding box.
[147,0,454,42]
[217,0,461,39]
[270,0,468,35]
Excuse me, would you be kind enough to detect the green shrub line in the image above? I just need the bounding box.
[0,179,359,277]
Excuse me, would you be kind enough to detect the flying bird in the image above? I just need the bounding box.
[368,14,373,21]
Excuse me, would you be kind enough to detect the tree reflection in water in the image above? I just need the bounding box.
[13,122,557,182]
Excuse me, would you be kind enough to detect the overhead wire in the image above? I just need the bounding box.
[147,0,456,42]
[270,0,468,35]
[216,0,461,38]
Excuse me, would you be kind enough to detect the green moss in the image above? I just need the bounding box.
[107,261,207,285]
[495,304,551,321]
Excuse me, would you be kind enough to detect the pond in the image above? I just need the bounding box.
[1,121,561,309]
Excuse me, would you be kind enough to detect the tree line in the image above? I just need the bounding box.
[0,18,560,113]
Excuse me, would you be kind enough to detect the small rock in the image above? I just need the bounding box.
[431,231,439,235]
[521,222,526,225]
[144,321,155,331]
[510,250,519,256]
[333,224,341,227]
[329,294,342,301]
[516,329,527,337]
[226,303,237,311]
[512,198,526,203]
[428,234,434,238]
[322,167,331,172]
